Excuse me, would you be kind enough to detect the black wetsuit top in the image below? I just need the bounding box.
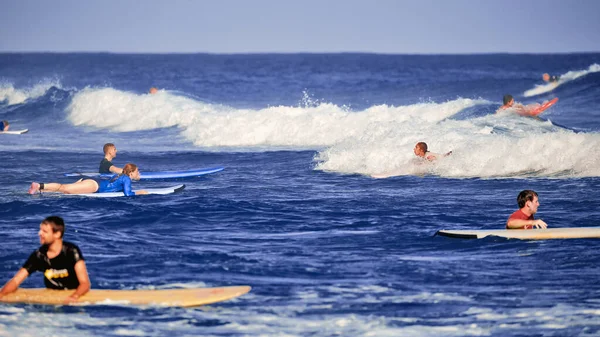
[99,158,114,173]
[549,75,560,82]
[22,242,85,290]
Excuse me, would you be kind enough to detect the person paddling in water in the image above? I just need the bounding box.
[28,163,148,196]
[413,142,452,161]
[506,190,548,230]
[0,216,90,304]
[542,73,560,83]
[497,94,526,113]
[0,120,9,132]
[100,143,123,174]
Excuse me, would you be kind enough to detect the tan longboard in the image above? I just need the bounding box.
[436,227,600,240]
[0,285,251,307]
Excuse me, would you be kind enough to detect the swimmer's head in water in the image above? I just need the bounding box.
[542,73,550,82]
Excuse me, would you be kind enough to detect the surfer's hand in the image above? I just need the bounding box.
[533,220,548,229]
[64,294,79,304]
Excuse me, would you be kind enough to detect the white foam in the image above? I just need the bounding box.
[66,88,484,148]
[64,88,600,178]
[524,63,600,97]
[0,80,59,105]
[317,112,600,178]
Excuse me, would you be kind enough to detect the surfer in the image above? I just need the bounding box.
[149,87,158,94]
[542,73,560,83]
[0,216,90,304]
[414,142,452,161]
[100,143,123,174]
[28,163,148,196]
[0,120,9,131]
[498,94,557,116]
[497,94,526,113]
[506,190,548,230]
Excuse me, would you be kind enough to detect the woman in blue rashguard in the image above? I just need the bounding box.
[28,163,148,196]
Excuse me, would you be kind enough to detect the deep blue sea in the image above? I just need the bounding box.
[1,53,600,336]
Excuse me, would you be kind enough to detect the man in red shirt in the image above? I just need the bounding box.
[506,190,548,230]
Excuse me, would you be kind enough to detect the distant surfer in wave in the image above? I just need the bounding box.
[0,120,9,132]
[100,143,123,174]
[497,94,525,113]
[497,94,557,116]
[371,142,452,178]
[542,73,560,83]
[149,87,158,94]
[506,190,548,230]
[0,216,90,304]
[28,163,148,196]
[414,142,452,162]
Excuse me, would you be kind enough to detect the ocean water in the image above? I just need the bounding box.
[1,53,600,337]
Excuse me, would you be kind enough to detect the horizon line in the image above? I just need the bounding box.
[1,50,599,56]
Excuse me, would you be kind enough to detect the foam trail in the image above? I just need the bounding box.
[67,87,486,148]
[0,81,59,105]
[524,63,600,97]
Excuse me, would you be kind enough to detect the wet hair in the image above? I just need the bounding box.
[103,143,116,155]
[42,216,65,238]
[109,163,138,182]
[503,94,513,105]
[517,190,538,208]
[122,163,138,176]
[415,142,428,153]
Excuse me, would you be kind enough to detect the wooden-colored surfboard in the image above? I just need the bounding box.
[0,285,251,307]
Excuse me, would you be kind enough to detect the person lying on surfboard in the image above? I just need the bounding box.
[28,163,149,196]
[414,142,452,162]
[497,94,526,113]
[542,73,560,83]
[506,190,548,230]
[100,143,123,174]
[497,94,556,116]
[0,120,9,132]
[0,216,90,304]
[371,142,452,178]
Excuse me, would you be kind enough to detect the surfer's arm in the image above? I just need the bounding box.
[0,268,29,298]
[109,165,123,174]
[66,260,91,303]
[134,190,148,195]
[122,177,135,196]
[506,219,548,229]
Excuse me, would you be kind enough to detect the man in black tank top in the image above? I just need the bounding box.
[0,216,90,304]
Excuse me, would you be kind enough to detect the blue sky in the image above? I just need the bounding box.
[1,0,599,53]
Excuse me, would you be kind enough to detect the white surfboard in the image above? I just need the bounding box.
[75,184,185,197]
[436,227,600,240]
[0,285,251,307]
[0,129,28,135]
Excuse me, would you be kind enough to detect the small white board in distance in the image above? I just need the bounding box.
[0,129,28,135]
[436,227,600,240]
[0,285,251,307]
[76,184,185,198]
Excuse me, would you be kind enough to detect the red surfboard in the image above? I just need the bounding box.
[520,97,559,116]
